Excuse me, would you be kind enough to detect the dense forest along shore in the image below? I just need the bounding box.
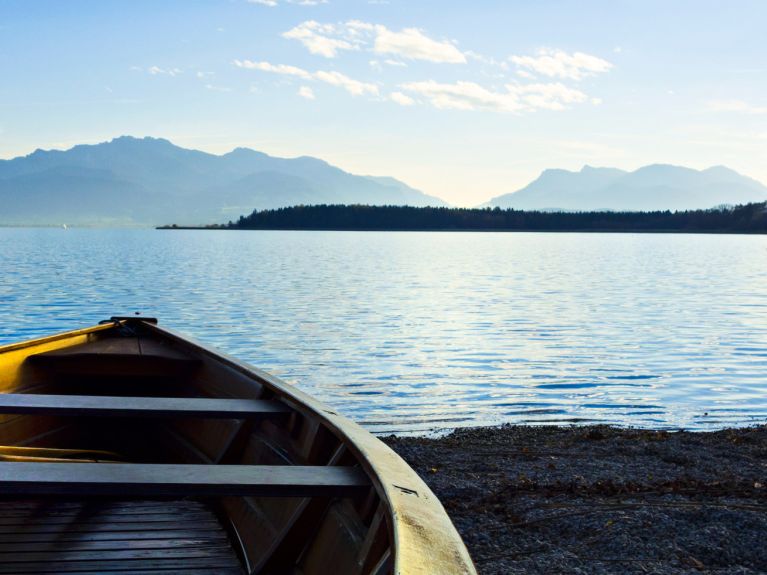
[384,425,767,575]
[159,202,767,233]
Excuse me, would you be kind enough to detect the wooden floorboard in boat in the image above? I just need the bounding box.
[0,499,244,574]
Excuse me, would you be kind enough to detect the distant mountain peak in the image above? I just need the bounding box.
[486,164,767,211]
[106,135,176,148]
[0,136,446,226]
[579,164,625,174]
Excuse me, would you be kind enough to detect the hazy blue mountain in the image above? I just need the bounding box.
[0,136,446,225]
[486,164,767,211]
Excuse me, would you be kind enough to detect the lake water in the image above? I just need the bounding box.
[1,228,765,434]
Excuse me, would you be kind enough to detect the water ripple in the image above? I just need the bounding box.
[1,229,766,434]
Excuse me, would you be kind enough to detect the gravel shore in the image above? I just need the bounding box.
[384,425,767,575]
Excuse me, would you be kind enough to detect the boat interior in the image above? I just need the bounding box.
[0,318,440,574]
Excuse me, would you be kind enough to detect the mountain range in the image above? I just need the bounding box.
[0,136,445,226]
[2,137,766,226]
[486,165,767,211]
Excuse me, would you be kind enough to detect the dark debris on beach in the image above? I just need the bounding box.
[384,425,767,575]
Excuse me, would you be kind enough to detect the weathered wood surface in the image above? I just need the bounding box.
[0,462,370,497]
[0,499,243,574]
[0,394,291,419]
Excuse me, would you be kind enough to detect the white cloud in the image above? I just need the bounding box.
[314,70,378,96]
[234,60,312,79]
[147,66,182,77]
[390,91,415,106]
[373,27,466,63]
[510,49,612,80]
[401,80,587,113]
[235,59,378,96]
[282,21,358,58]
[706,99,767,115]
[248,0,277,5]
[205,84,232,92]
[282,20,466,63]
[384,59,407,67]
[298,86,316,99]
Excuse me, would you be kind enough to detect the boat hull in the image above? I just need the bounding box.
[0,318,475,575]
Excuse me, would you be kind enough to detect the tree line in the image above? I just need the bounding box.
[221,202,767,233]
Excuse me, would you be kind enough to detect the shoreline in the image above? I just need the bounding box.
[384,424,767,574]
[156,226,766,235]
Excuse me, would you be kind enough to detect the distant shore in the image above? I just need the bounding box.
[385,424,767,574]
[158,202,767,234]
[157,226,767,234]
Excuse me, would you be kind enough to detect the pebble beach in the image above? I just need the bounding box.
[385,425,767,574]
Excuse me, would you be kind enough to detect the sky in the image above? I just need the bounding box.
[0,0,766,206]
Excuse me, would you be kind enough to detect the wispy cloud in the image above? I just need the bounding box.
[298,86,315,99]
[374,26,465,63]
[205,84,232,92]
[390,91,415,106]
[400,80,588,113]
[510,49,612,80]
[234,60,312,79]
[314,70,378,95]
[131,66,183,77]
[283,20,466,63]
[148,66,183,76]
[234,59,378,96]
[282,21,359,58]
[706,99,767,115]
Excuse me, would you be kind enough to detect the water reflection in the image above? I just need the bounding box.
[0,229,766,434]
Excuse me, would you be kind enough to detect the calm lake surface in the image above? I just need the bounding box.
[1,229,765,434]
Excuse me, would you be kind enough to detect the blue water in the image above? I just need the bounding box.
[1,228,766,434]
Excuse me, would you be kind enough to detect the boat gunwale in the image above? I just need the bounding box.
[0,322,120,355]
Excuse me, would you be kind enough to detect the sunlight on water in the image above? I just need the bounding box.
[1,228,766,434]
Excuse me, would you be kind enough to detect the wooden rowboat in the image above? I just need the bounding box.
[0,317,475,574]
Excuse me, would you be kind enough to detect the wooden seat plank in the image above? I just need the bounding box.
[0,394,291,419]
[0,462,370,497]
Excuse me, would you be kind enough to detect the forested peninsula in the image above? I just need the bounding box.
[160,202,767,233]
